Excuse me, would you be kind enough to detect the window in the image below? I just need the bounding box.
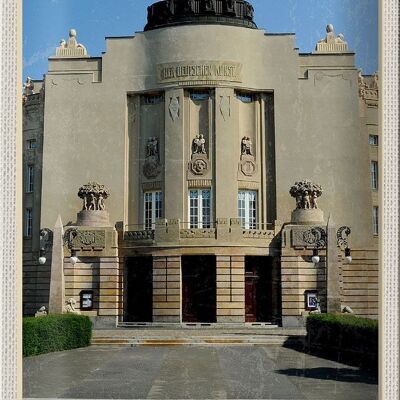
[25,208,32,237]
[190,91,210,101]
[236,92,255,103]
[144,191,163,229]
[189,189,211,228]
[143,94,163,105]
[26,139,37,149]
[238,191,257,229]
[369,135,378,146]
[370,161,378,190]
[373,206,379,235]
[26,165,34,193]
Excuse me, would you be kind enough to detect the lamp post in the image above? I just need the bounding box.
[345,247,352,264]
[38,248,46,265]
[70,249,78,265]
[312,248,320,265]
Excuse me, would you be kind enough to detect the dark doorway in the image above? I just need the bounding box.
[245,256,273,322]
[125,257,153,322]
[182,255,216,323]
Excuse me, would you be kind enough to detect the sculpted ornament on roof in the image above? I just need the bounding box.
[315,24,349,53]
[56,29,89,57]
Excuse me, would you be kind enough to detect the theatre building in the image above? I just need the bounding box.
[23,0,379,328]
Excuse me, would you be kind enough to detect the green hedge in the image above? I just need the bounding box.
[23,314,92,357]
[306,313,378,370]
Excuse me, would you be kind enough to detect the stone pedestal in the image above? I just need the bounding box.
[76,210,110,227]
[291,208,324,225]
[49,215,65,314]
[326,215,341,313]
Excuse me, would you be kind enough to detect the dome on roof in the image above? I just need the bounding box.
[144,0,257,31]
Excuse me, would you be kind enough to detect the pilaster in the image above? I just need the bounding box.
[216,255,245,323]
[153,255,181,322]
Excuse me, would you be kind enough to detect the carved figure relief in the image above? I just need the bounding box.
[241,136,253,156]
[192,134,207,155]
[189,134,209,176]
[143,137,161,179]
[290,180,323,210]
[78,182,110,211]
[169,96,180,121]
[239,136,256,177]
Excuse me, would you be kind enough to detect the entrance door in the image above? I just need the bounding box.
[182,256,216,323]
[125,257,153,322]
[245,269,258,322]
[245,256,273,322]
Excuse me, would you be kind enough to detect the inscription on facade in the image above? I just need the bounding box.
[157,61,242,83]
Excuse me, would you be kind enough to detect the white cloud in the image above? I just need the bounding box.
[23,46,54,68]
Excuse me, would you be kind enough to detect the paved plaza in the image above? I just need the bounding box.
[24,344,377,400]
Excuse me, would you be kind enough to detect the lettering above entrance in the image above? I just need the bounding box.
[157,61,243,84]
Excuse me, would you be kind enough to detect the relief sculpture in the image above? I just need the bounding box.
[239,136,256,176]
[143,136,162,179]
[189,134,209,176]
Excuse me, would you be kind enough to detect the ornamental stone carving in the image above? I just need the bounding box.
[143,137,161,179]
[169,96,180,121]
[78,182,110,211]
[124,230,155,241]
[64,228,106,250]
[180,229,216,239]
[292,226,327,248]
[65,298,81,314]
[239,136,256,177]
[290,180,322,210]
[290,180,324,224]
[315,24,349,53]
[56,29,88,57]
[337,226,351,250]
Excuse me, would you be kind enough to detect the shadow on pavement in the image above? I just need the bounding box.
[274,367,378,385]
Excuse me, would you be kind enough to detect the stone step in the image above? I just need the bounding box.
[91,335,305,347]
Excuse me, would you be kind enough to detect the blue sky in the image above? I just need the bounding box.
[23,0,378,80]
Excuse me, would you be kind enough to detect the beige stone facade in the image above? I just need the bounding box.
[23,0,378,327]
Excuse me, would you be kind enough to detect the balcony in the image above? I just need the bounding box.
[122,219,277,248]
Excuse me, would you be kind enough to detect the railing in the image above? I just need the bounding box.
[123,219,276,244]
[123,224,154,242]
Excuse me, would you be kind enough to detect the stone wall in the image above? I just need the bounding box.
[216,255,245,323]
[152,256,182,322]
[341,249,379,318]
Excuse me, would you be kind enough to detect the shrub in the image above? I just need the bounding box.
[306,313,378,370]
[23,314,92,357]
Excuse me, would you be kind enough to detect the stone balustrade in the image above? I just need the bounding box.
[122,218,276,247]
